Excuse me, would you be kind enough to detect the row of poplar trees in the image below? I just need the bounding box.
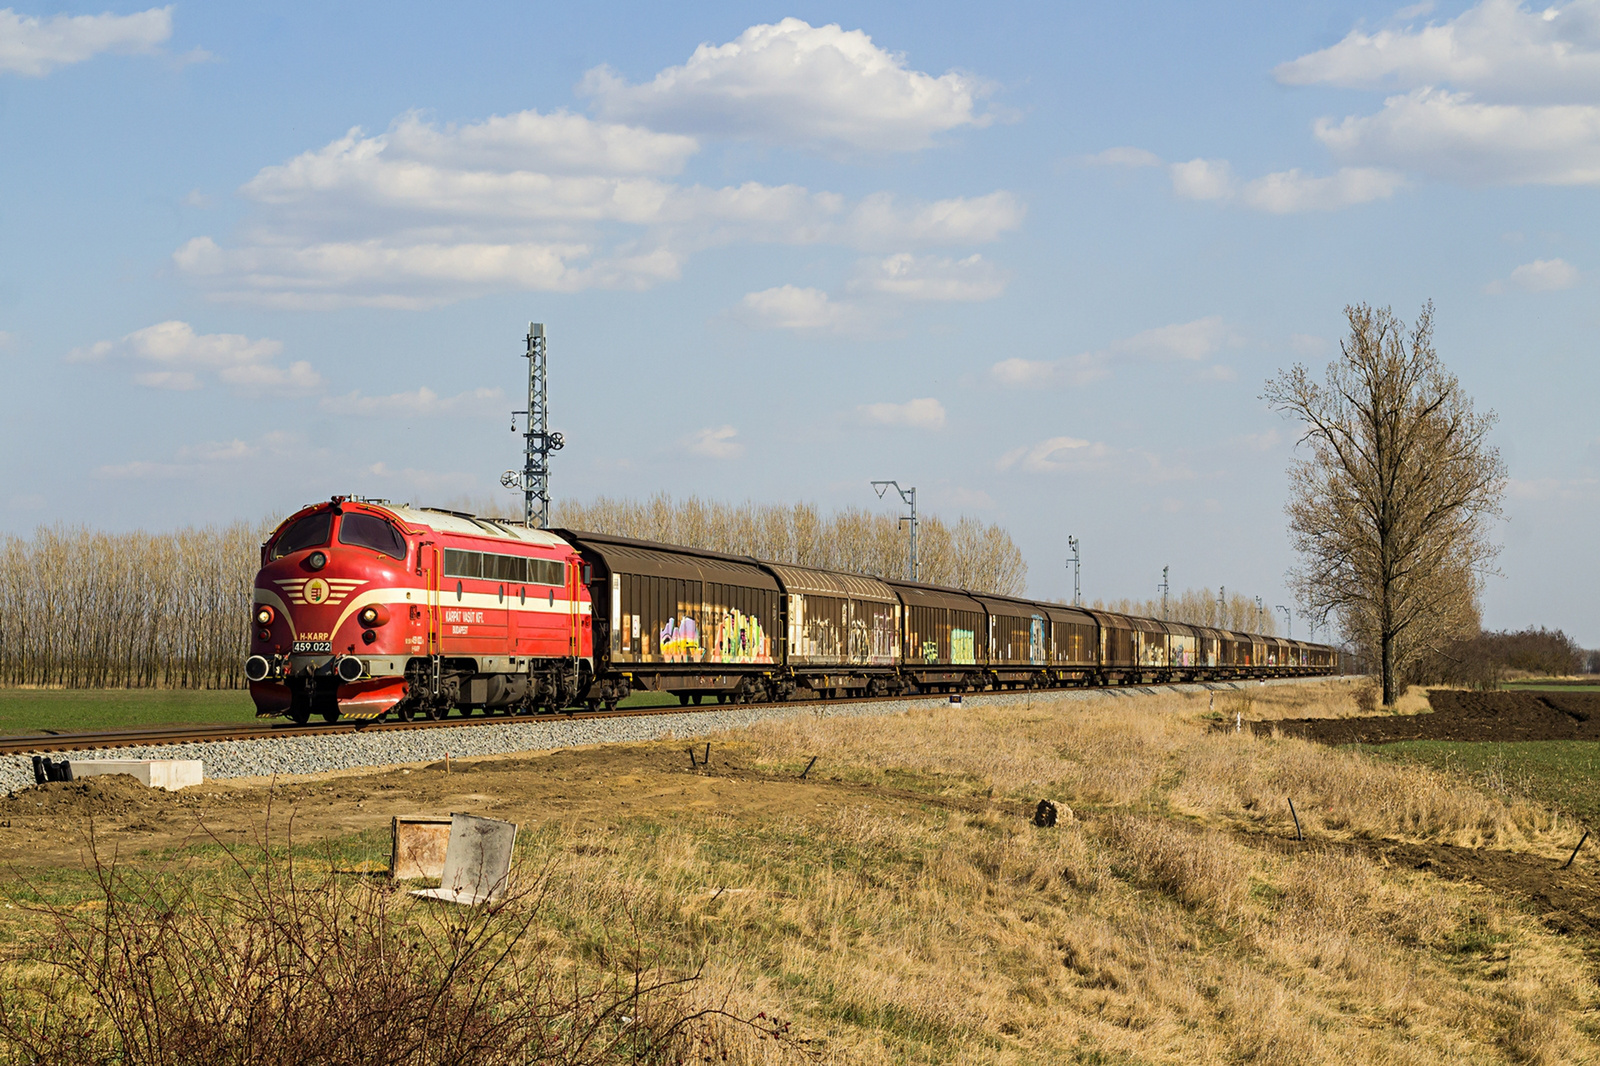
[0,500,1028,689]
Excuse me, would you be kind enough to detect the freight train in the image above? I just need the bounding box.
[245,497,1338,724]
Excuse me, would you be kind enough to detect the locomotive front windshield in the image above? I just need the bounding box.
[338,513,407,560]
[269,512,332,559]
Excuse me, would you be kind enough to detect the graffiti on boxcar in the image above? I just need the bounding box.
[951,628,976,665]
[1029,615,1046,665]
[711,607,770,663]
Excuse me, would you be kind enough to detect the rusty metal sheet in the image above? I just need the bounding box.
[391,816,453,880]
[767,564,897,603]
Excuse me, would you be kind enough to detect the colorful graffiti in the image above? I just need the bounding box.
[711,608,769,663]
[659,615,700,662]
[951,628,976,665]
[1029,615,1046,665]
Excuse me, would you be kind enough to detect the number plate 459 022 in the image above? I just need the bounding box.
[292,640,332,654]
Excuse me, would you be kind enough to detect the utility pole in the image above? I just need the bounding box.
[1255,596,1264,633]
[1276,605,1291,638]
[501,322,564,528]
[1067,536,1081,606]
[1218,586,1225,628]
[1158,565,1169,621]
[871,481,918,581]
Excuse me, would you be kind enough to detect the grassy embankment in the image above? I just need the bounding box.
[3,678,1597,1063]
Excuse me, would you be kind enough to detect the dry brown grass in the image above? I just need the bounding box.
[7,679,1595,1063]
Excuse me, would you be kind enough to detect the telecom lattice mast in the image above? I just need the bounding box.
[502,322,563,528]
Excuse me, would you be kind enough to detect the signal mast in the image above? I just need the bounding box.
[502,322,564,528]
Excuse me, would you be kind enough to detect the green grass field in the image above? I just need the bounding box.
[1358,739,1600,828]
[0,686,705,734]
[0,689,258,735]
[1501,681,1600,693]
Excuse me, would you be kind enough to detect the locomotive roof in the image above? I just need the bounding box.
[382,505,570,548]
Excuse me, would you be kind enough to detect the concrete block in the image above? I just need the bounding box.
[410,813,517,906]
[68,759,203,791]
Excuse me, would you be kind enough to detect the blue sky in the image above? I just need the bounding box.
[2,1,1596,644]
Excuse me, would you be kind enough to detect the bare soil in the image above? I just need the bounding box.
[1255,689,1600,744]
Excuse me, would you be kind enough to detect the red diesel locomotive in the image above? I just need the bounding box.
[246,498,592,723]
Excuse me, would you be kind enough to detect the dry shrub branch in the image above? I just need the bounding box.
[0,819,790,1066]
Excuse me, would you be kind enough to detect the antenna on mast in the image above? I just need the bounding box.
[502,322,564,528]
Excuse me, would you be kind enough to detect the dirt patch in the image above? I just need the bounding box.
[1251,689,1600,745]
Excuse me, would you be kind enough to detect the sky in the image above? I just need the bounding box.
[1,0,1597,645]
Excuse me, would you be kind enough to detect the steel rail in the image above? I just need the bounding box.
[0,673,1337,755]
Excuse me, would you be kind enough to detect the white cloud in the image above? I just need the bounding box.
[685,425,744,459]
[737,285,860,332]
[176,111,1022,308]
[67,320,320,393]
[1171,156,1403,210]
[321,386,504,416]
[1485,256,1581,292]
[1116,316,1232,361]
[581,18,991,152]
[1238,428,1284,452]
[0,5,170,76]
[1276,0,1600,102]
[849,252,1007,301]
[856,397,946,429]
[1170,158,1236,200]
[0,330,13,349]
[990,353,1110,388]
[95,431,297,480]
[991,316,1233,388]
[1289,333,1328,357]
[1240,166,1408,211]
[1082,146,1164,167]
[997,436,1110,473]
[1315,88,1600,185]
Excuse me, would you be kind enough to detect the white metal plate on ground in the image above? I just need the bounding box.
[410,813,517,906]
[68,759,203,791]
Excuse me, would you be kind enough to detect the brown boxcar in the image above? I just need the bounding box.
[888,580,988,688]
[560,531,781,701]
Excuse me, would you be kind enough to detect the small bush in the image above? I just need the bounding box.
[0,824,780,1066]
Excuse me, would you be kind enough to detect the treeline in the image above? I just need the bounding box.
[0,522,270,689]
[1089,588,1280,637]
[1417,626,1595,688]
[551,493,1029,597]
[0,494,1030,691]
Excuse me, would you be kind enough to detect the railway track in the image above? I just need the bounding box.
[0,675,1341,756]
[0,690,962,755]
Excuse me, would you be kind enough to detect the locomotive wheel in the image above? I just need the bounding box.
[288,708,311,726]
[320,709,340,723]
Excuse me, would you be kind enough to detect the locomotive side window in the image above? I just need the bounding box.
[337,513,406,560]
[442,548,564,586]
[270,512,332,559]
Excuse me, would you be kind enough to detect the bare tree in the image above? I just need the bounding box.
[1265,302,1504,704]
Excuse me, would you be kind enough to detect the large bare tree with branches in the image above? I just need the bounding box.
[1265,302,1505,704]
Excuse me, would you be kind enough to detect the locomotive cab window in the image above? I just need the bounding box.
[270,512,332,559]
[337,513,407,560]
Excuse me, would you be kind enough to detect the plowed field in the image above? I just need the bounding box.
[1258,689,1600,744]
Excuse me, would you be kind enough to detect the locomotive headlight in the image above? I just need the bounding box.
[357,604,390,627]
[255,605,275,627]
[307,551,328,571]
